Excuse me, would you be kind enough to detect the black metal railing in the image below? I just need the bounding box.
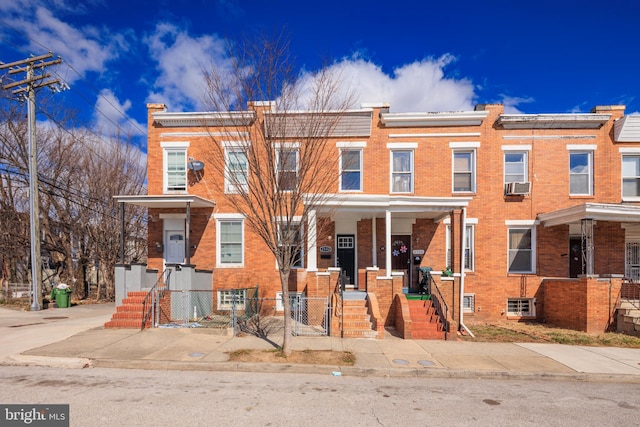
[141,268,172,330]
[622,278,640,310]
[428,275,450,333]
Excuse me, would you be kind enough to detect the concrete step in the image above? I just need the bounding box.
[342,329,378,339]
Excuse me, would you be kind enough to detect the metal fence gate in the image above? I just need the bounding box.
[290,295,329,336]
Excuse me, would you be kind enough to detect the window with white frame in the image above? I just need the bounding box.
[508,227,535,273]
[276,146,299,191]
[340,149,362,191]
[278,222,303,268]
[463,294,475,313]
[622,154,640,199]
[507,298,535,317]
[217,218,243,265]
[569,150,593,195]
[225,148,248,193]
[391,150,413,193]
[217,289,247,310]
[446,224,475,271]
[162,142,189,192]
[453,150,475,192]
[504,151,528,184]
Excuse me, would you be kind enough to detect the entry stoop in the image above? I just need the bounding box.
[104,291,150,329]
[407,299,446,340]
[617,299,640,337]
[341,299,378,338]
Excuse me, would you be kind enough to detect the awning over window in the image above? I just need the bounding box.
[113,194,215,209]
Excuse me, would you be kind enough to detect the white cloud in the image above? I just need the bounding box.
[145,23,230,111]
[93,89,145,137]
[296,54,478,112]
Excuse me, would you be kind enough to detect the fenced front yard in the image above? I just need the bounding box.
[154,288,329,337]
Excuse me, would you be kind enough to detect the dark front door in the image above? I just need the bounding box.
[337,235,355,287]
[569,237,583,278]
[392,235,411,286]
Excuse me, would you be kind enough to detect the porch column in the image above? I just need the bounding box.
[385,209,392,277]
[119,201,125,264]
[307,209,317,271]
[582,218,594,275]
[185,202,191,265]
[372,216,377,267]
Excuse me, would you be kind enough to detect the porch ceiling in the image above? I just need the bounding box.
[538,203,640,227]
[305,194,472,219]
[113,194,215,209]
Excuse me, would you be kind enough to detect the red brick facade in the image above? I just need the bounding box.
[125,101,640,334]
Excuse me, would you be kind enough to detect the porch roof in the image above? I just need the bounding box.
[538,203,640,227]
[305,194,472,219]
[113,194,216,209]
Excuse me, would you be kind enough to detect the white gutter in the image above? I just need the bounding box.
[459,207,474,337]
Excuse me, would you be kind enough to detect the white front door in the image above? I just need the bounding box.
[166,231,185,264]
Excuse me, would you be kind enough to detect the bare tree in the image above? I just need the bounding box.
[201,33,353,354]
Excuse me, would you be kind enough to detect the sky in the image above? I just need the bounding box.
[1,0,639,149]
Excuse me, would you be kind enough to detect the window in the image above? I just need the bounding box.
[225,149,248,193]
[217,289,247,310]
[453,150,475,192]
[622,155,640,199]
[340,149,362,191]
[165,149,187,192]
[463,294,475,313]
[278,222,303,268]
[446,224,475,271]
[508,227,535,273]
[507,298,535,317]
[569,151,593,195]
[277,147,299,191]
[218,219,243,265]
[391,150,413,193]
[504,152,528,184]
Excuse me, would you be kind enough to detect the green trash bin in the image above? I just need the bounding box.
[51,285,72,308]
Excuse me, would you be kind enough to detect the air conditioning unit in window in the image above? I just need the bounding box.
[505,182,531,195]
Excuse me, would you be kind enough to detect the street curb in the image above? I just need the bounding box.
[5,354,92,369]
[88,358,640,384]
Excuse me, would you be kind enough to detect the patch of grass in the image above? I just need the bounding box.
[341,352,356,364]
[229,349,252,358]
[462,322,640,348]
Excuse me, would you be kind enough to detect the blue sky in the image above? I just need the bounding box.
[1,0,639,147]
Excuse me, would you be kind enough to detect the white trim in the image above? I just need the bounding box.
[159,213,186,219]
[214,213,245,219]
[503,135,597,140]
[389,132,480,138]
[619,147,640,154]
[339,147,363,192]
[449,141,480,148]
[507,226,536,274]
[505,219,539,226]
[501,144,532,151]
[216,217,244,267]
[566,144,597,150]
[275,142,301,149]
[443,217,478,224]
[390,149,414,193]
[160,141,190,148]
[386,142,418,149]
[222,140,251,148]
[336,141,367,148]
[161,132,249,138]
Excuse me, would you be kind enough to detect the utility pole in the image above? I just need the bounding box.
[0,53,67,311]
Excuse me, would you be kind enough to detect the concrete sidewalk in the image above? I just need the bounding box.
[2,304,640,382]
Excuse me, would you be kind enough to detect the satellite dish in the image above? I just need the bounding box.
[188,160,205,171]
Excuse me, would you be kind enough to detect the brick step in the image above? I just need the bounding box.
[122,296,147,304]
[116,304,146,313]
[342,313,370,321]
[412,331,446,340]
[105,291,149,329]
[104,319,150,329]
[342,329,378,339]
[341,320,374,329]
[111,312,146,320]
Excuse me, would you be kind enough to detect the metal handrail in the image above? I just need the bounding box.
[141,268,172,330]
[428,275,450,333]
[332,271,344,335]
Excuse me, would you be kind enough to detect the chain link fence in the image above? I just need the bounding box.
[154,288,329,336]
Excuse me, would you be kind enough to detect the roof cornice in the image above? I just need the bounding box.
[380,110,489,127]
[153,111,256,127]
[538,203,640,227]
[496,113,610,129]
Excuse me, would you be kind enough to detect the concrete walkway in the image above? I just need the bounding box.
[2,304,640,382]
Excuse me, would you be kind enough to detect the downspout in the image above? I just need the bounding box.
[459,207,474,337]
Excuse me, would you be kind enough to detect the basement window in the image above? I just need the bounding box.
[507,298,535,317]
[463,293,475,313]
[217,289,247,310]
